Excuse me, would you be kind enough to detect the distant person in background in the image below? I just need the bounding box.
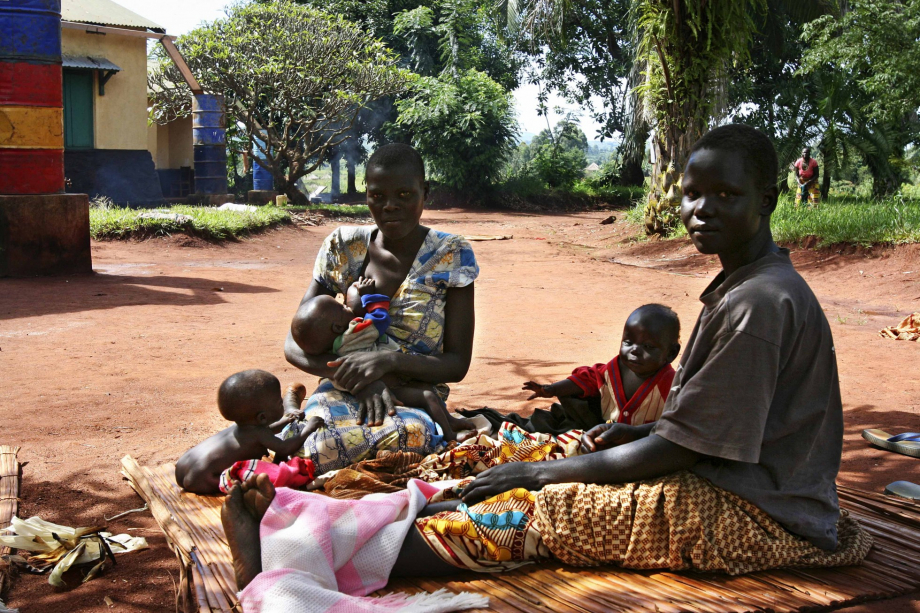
[791,147,820,206]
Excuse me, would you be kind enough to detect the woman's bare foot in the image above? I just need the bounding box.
[221,474,276,590]
[283,383,307,415]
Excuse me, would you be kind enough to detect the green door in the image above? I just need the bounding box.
[63,70,94,149]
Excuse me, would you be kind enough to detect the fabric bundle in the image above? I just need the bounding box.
[879,312,920,341]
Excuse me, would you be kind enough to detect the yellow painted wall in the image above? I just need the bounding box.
[168,116,193,168]
[62,29,148,150]
[146,120,159,164]
[146,116,192,169]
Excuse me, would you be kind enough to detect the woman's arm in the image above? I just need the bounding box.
[460,434,700,505]
[330,284,476,392]
[283,280,341,380]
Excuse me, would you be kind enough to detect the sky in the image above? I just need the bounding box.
[120,0,605,139]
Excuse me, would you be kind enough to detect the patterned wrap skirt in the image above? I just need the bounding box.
[281,380,441,475]
[417,471,872,576]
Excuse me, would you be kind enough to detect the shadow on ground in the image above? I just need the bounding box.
[0,273,279,321]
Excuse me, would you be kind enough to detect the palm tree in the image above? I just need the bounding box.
[499,0,837,233]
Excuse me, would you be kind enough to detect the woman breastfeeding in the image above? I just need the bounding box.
[283,144,479,474]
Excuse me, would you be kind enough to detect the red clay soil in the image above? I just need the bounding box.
[1,209,918,612]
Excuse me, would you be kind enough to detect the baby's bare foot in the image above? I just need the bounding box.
[284,383,307,415]
[221,474,275,590]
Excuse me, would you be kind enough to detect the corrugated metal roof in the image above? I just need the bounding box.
[61,0,165,32]
[62,54,121,71]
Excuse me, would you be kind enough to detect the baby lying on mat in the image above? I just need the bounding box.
[291,276,474,442]
[175,370,324,495]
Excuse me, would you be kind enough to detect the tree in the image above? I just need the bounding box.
[799,0,920,196]
[501,0,840,233]
[500,0,645,184]
[511,118,589,188]
[801,0,920,125]
[391,69,518,192]
[148,2,411,203]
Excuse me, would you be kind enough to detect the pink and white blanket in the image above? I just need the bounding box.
[238,479,488,613]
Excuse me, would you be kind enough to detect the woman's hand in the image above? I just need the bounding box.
[328,352,396,394]
[460,462,545,505]
[580,423,642,453]
[355,380,402,426]
[522,381,552,400]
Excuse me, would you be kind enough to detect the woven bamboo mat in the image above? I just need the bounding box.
[0,446,21,597]
[121,456,920,613]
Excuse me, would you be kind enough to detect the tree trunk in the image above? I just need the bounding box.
[618,117,649,187]
[330,153,341,201]
[346,158,357,195]
[644,122,704,235]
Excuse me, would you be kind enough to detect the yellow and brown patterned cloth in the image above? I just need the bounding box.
[418,422,583,482]
[321,451,425,500]
[418,471,872,576]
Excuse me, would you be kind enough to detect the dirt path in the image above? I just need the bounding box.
[2,209,918,612]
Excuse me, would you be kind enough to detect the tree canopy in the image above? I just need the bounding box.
[148,1,411,202]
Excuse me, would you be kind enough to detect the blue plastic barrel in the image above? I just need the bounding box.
[253,159,273,190]
[192,94,227,194]
[0,0,62,63]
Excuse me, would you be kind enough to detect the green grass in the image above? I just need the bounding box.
[90,204,291,240]
[286,203,370,216]
[771,196,920,246]
[623,193,920,246]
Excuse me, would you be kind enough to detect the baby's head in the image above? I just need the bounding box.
[620,304,681,379]
[217,369,283,426]
[290,295,355,355]
[681,124,779,257]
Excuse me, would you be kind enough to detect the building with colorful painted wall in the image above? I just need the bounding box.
[60,0,183,205]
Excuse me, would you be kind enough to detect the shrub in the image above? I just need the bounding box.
[392,69,518,192]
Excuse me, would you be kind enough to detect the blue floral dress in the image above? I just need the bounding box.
[285,225,479,474]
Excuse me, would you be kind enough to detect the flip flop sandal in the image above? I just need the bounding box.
[884,481,920,501]
[862,429,920,458]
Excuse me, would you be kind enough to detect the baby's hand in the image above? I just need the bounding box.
[280,412,303,425]
[355,276,376,295]
[522,381,552,400]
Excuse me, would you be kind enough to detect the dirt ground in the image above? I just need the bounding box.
[2,208,919,612]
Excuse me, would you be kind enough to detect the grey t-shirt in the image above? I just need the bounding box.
[654,249,842,550]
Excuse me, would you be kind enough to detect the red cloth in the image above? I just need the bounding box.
[795,157,818,181]
[568,356,676,425]
[219,457,316,493]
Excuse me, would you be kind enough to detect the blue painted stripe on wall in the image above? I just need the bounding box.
[0,0,61,62]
